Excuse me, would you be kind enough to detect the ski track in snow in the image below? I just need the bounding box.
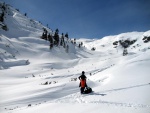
[50,90,150,109]
[3,92,150,113]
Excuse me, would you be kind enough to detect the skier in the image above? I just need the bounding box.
[78,71,87,94]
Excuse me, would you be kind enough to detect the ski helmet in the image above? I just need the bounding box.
[82,71,85,74]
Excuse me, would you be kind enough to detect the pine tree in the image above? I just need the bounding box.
[24,13,27,16]
[66,45,69,53]
[60,33,64,46]
[41,33,44,39]
[42,28,48,40]
[63,41,66,48]
[74,38,76,44]
[123,48,128,56]
[2,3,6,10]
[79,44,81,48]
[55,28,59,34]
[48,34,54,49]
[65,32,69,39]
[48,33,53,43]
[0,12,4,22]
[53,29,59,46]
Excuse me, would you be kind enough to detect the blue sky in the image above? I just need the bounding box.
[2,0,150,38]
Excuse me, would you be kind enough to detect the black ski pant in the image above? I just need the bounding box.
[80,87,85,94]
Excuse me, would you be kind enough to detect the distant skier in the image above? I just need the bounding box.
[78,71,87,94]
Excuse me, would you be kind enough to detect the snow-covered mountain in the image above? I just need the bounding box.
[0,2,150,113]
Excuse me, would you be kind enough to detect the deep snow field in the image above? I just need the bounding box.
[0,2,150,113]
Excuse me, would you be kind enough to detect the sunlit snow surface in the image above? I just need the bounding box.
[0,3,150,113]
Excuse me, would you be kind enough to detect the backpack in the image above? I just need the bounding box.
[84,87,92,94]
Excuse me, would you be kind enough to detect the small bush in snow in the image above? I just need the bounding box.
[26,60,30,64]
[44,81,48,85]
[113,41,118,45]
[28,104,31,107]
[91,47,96,51]
[71,78,77,81]
[2,25,8,31]
[32,74,35,77]
[143,36,150,43]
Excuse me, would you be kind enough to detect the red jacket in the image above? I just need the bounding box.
[80,79,87,88]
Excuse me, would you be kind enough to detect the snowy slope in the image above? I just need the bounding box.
[0,2,50,38]
[0,2,150,113]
